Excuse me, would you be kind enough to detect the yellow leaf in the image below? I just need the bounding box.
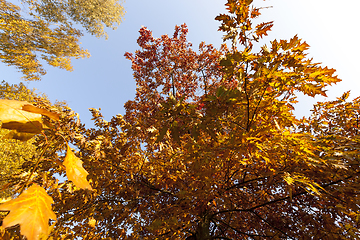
[64,144,93,190]
[22,104,59,121]
[0,99,59,134]
[88,217,96,228]
[0,99,43,133]
[0,197,11,204]
[0,184,57,240]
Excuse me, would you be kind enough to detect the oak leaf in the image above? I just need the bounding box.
[0,184,57,240]
[63,144,93,190]
[255,21,274,38]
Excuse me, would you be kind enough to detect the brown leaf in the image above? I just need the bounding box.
[0,184,57,240]
[63,144,93,190]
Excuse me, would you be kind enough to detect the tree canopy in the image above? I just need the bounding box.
[0,0,359,239]
[0,0,125,81]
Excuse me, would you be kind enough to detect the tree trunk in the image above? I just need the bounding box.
[195,212,211,240]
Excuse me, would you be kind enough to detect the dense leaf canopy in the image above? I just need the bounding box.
[1,0,359,239]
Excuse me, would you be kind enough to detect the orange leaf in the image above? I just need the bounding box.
[255,21,274,38]
[64,144,93,190]
[0,184,57,240]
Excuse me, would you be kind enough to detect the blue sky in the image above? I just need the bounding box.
[2,0,360,126]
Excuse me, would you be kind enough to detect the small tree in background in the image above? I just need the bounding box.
[0,0,125,80]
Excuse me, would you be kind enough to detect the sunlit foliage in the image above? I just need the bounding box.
[0,0,125,80]
[1,0,359,239]
[0,81,39,199]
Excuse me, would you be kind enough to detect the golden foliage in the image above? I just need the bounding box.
[0,82,40,200]
[0,0,125,80]
[0,129,37,199]
[1,1,360,239]
[24,0,125,38]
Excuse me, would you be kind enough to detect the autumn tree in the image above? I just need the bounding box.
[1,0,360,239]
[0,0,125,81]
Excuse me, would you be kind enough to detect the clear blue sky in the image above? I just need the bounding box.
[2,0,360,126]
